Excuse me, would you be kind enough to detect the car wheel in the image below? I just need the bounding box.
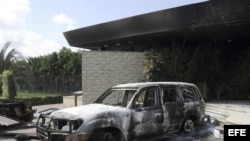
[91,130,124,141]
[101,131,116,141]
[182,119,194,132]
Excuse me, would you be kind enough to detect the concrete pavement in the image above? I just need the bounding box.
[0,104,64,141]
[205,100,250,125]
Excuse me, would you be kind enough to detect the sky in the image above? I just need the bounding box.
[0,0,207,58]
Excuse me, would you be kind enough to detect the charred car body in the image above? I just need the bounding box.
[36,82,205,141]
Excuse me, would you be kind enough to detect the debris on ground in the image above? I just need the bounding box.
[0,100,36,127]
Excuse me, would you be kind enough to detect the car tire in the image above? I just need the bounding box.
[101,131,116,141]
[182,119,194,133]
[91,129,124,141]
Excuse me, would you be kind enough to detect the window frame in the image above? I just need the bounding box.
[161,87,179,104]
[180,86,198,102]
[131,86,159,109]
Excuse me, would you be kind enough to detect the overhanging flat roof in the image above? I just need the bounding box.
[64,0,250,50]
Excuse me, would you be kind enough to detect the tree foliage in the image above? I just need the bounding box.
[1,42,81,94]
[28,47,81,77]
[11,60,34,91]
[0,42,16,74]
[229,46,250,99]
[0,74,2,95]
[2,70,17,99]
[0,42,33,95]
[27,47,82,93]
[144,42,249,100]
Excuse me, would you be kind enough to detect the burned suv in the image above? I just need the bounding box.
[36,82,205,141]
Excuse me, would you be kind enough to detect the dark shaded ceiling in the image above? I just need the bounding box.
[63,0,250,50]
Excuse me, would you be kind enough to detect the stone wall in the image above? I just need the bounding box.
[82,51,144,104]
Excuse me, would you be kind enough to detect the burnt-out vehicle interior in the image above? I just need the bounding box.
[0,100,35,124]
[36,82,205,141]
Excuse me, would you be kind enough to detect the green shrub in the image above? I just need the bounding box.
[0,74,2,96]
[2,70,17,99]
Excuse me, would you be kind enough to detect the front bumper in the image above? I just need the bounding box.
[50,132,91,141]
[36,114,91,141]
[36,127,91,141]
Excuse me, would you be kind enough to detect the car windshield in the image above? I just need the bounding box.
[98,89,137,107]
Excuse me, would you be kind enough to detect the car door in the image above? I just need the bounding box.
[130,86,163,138]
[181,86,204,121]
[161,86,184,133]
[193,86,205,123]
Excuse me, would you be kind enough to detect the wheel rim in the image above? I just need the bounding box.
[184,119,194,132]
[102,132,115,141]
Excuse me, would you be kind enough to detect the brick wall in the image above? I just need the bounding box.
[82,51,144,104]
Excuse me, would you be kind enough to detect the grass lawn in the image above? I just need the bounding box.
[0,92,61,99]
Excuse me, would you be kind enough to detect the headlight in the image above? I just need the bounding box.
[71,119,84,132]
[49,118,83,133]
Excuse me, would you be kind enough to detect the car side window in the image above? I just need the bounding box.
[194,88,202,100]
[133,88,156,109]
[102,90,123,106]
[123,90,136,106]
[182,87,197,102]
[162,88,178,103]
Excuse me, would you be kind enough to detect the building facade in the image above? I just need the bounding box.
[81,51,144,104]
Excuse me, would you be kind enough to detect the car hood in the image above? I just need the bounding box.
[50,103,128,120]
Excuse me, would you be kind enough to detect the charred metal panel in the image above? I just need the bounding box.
[190,0,250,27]
[64,2,207,47]
[38,108,58,115]
[0,100,34,122]
[64,0,250,49]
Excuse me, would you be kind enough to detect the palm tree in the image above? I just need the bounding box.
[0,42,17,74]
[0,42,34,95]
[0,42,16,96]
